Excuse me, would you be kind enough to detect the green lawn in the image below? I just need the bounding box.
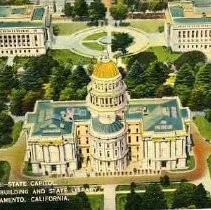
[53,22,88,35]
[82,42,105,51]
[0,161,10,183]
[128,19,164,33]
[84,32,107,41]
[48,49,95,65]
[148,46,181,63]
[194,116,211,141]
[207,155,211,178]
[88,195,104,210]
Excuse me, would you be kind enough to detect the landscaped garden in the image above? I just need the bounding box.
[82,42,106,51]
[194,116,211,141]
[147,46,181,63]
[127,19,164,33]
[83,32,107,41]
[48,49,95,65]
[53,22,88,36]
[0,161,10,183]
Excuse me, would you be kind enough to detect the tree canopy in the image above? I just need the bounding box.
[111,32,133,54]
[110,3,128,22]
[88,0,107,21]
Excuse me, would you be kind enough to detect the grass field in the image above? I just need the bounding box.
[128,19,164,33]
[88,195,104,210]
[207,155,211,178]
[148,46,181,63]
[48,49,95,65]
[53,22,88,35]
[84,32,107,41]
[82,42,105,51]
[0,161,10,183]
[194,116,211,141]
[187,156,195,170]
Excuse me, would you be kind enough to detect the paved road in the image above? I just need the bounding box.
[0,130,27,181]
[104,185,116,210]
[52,26,150,58]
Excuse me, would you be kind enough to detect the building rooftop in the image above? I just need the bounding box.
[167,1,211,25]
[26,97,189,138]
[0,5,46,28]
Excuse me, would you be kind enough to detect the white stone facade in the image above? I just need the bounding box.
[165,1,211,54]
[24,58,191,176]
[0,6,51,57]
[166,23,211,52]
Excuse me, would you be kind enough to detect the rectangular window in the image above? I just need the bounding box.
[51,165,56,171]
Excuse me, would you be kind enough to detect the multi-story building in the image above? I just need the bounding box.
[165,0,211,53]
[23,54,191,177]
[0,5,51,57]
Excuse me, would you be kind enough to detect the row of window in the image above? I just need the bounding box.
[128,136,139,143]
[178,30,211,38]
[178,44,210,49]
[0,49,39,55]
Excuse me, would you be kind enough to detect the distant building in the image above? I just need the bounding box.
[23,53,192,177]
[165,0,211,53]
[37,0,93,15]
[0,5,51,57]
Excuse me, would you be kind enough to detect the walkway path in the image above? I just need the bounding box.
[104,184,116,210]
[52,26,150,58]
[0,130,27,181]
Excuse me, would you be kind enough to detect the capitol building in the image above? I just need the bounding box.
[165,0,211,53]
[23,54,191,177]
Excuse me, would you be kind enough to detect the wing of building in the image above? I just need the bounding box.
[165,0,211,53]
[0,5,51,57]
[23,55,191,177]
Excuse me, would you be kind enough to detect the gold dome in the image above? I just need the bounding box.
[92,60,119,78]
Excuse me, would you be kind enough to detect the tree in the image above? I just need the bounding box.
[142,183,167,209]
[21,91,41,113]
[64,3,73,16]
[160,175,170,186]
[70,65,90,90]
[172,182,196,209]
[156,85,174,97]
[0,112,14,146]
[21,54,58,91]
[88,0,106,22]
[111,32,133,54]
[125,182,142,210]
[110,3,128,24]
[205,109,211,122]
[76,192,91,210]
[175,64,195,87]
[0,66,18,101]
[174,51,207,70]
[144,62,169,86]
[9,88,26,116]
[127,51,157,69]
[73,0,88,18]
[193,183,210,209]
[125,60,144,89]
